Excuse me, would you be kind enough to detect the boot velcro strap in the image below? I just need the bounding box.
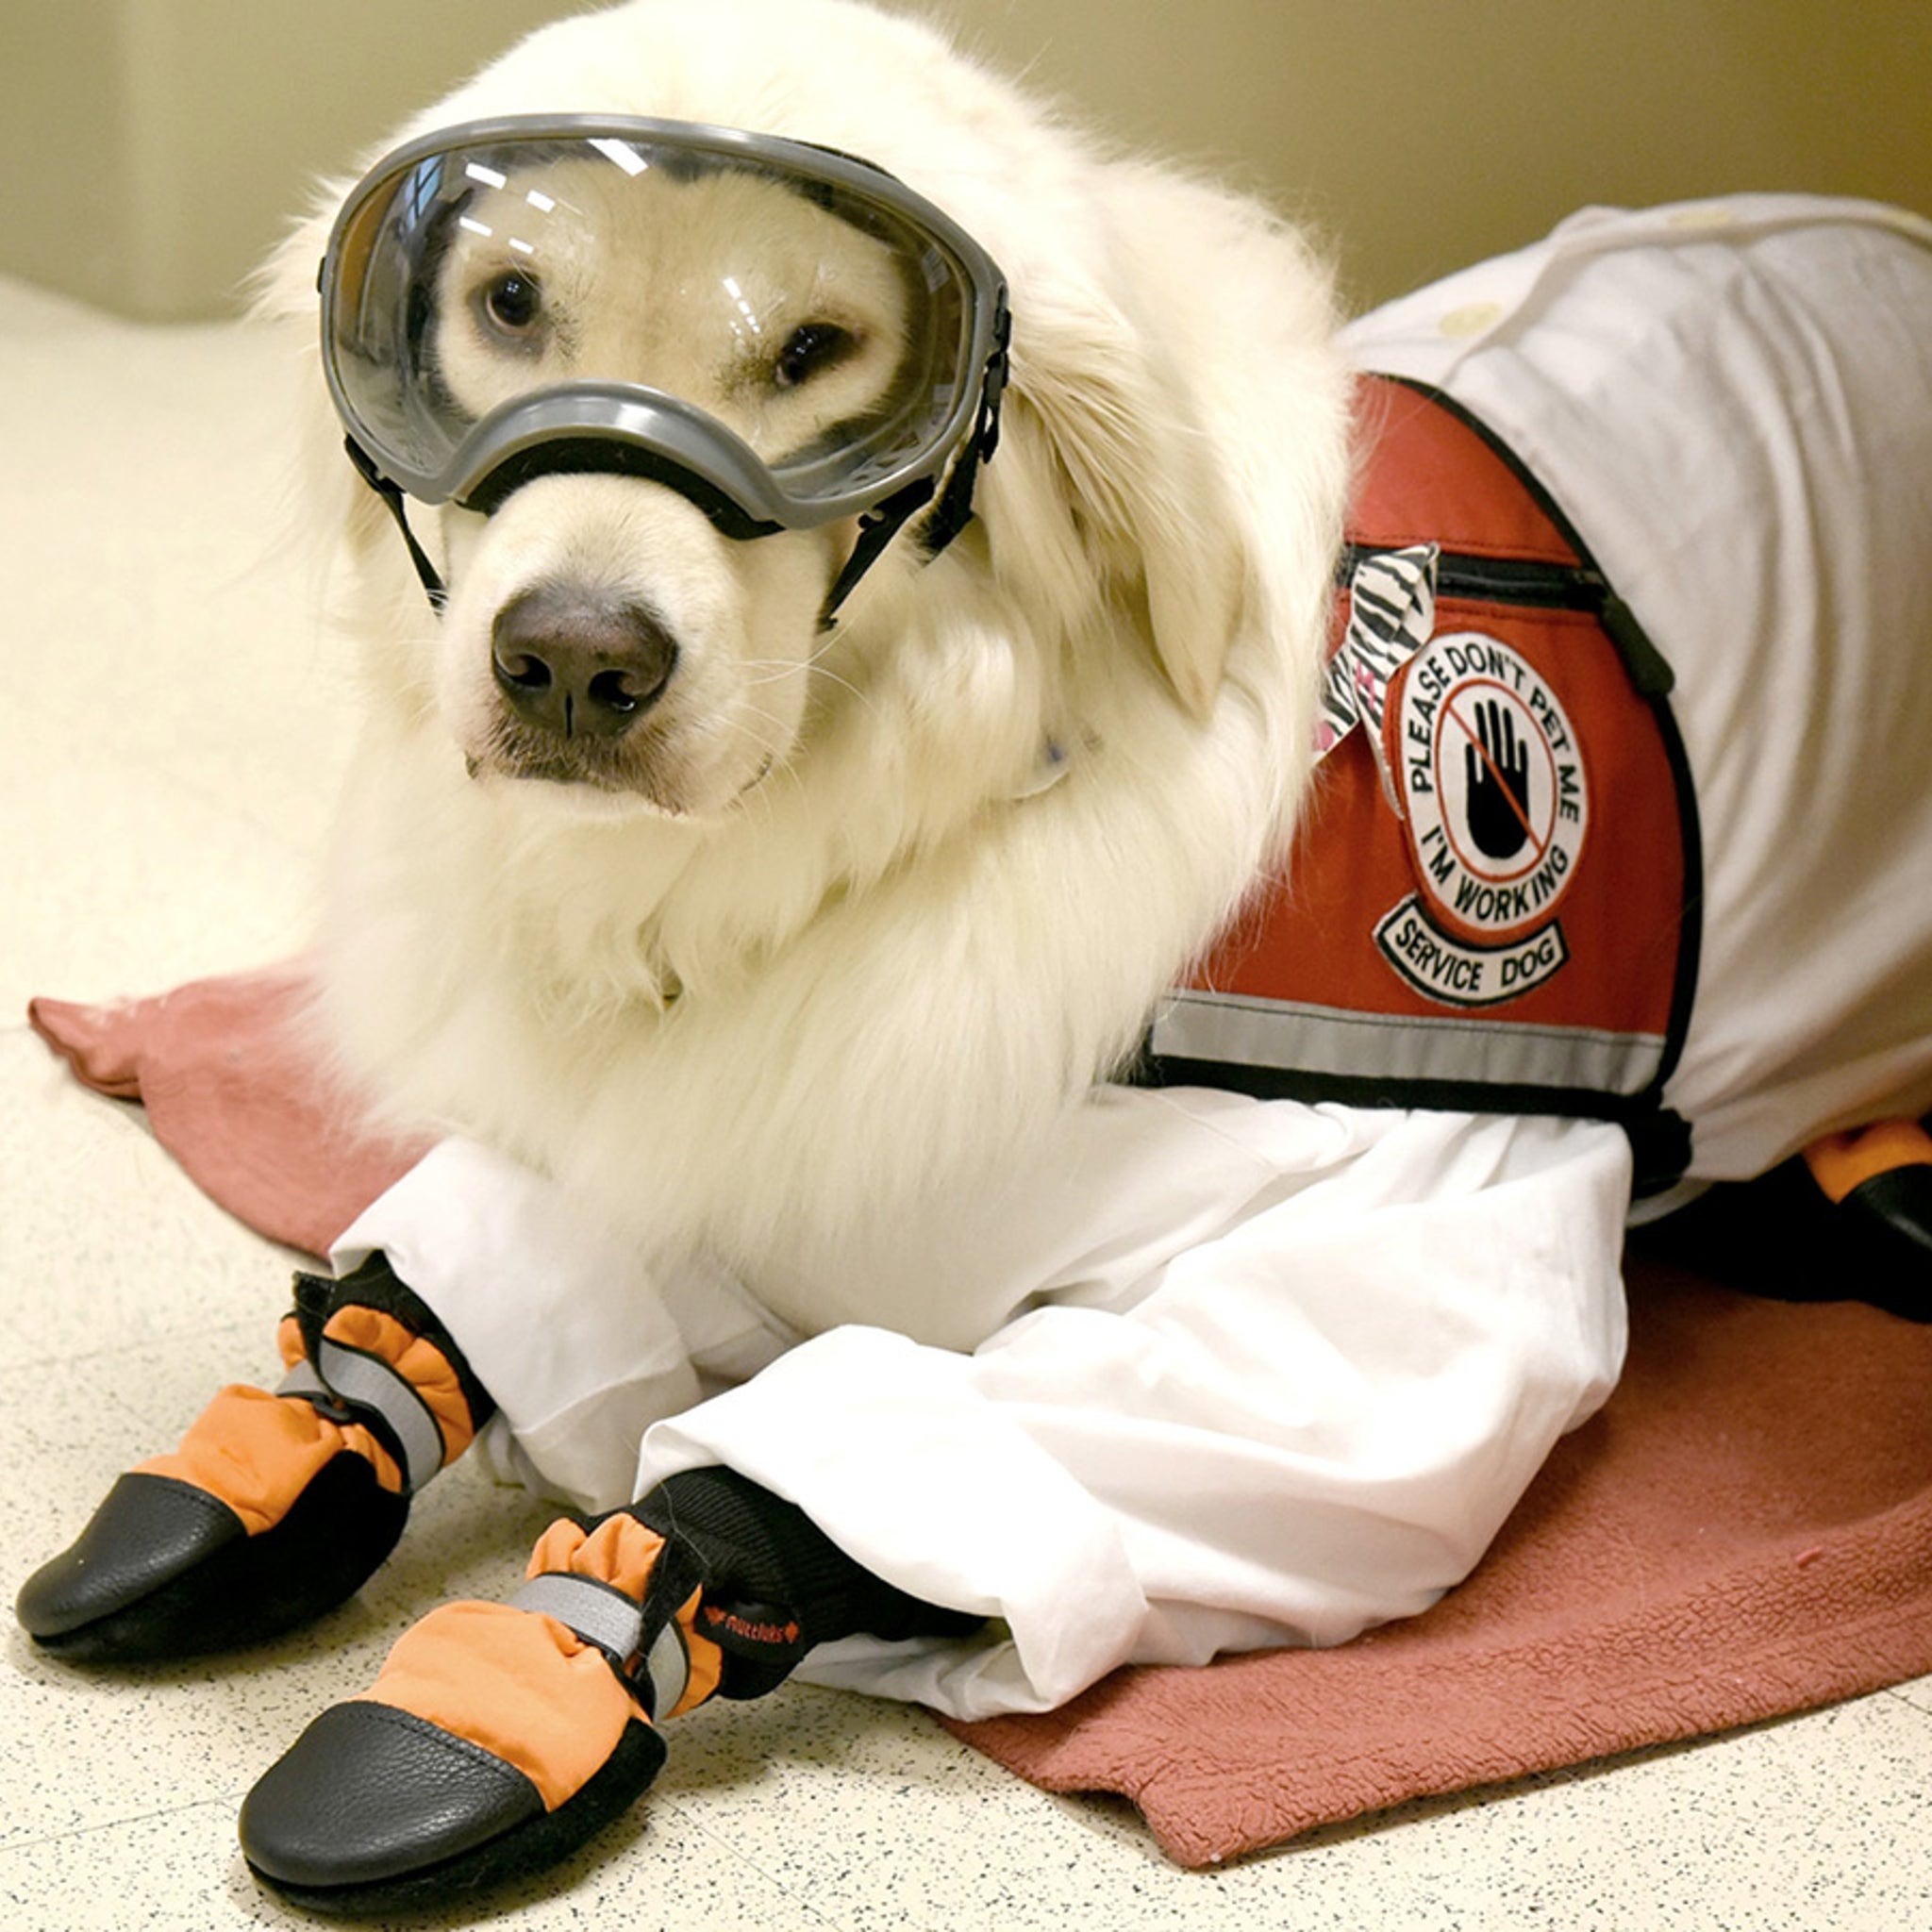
[508,1573,689,1716]
[278,1340,445,1496]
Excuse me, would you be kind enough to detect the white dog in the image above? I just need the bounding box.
[284,0,1347,1312]
[18,0,1932,1913]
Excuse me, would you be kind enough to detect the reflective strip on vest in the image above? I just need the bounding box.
[1152,989,1668,1100]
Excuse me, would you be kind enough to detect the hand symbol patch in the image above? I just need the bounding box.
[1463,698,1533,861]
[1394,631,1589,947]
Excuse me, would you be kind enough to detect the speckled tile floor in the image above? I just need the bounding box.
[7,274,1932,1930]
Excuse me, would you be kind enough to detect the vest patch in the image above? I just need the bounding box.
[1374,893,1571,1008]
[1387,628,1591,1001]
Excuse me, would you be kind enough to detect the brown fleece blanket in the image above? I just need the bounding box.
[30,969,1932,1869]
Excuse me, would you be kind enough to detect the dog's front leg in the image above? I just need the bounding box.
[235,1465,978,1913]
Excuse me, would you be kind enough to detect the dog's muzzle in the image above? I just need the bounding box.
[318,115,1010,621]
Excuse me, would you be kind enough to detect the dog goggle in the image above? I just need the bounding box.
[319,115,1010,616]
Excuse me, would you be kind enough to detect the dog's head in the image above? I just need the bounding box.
[319,115,995,819]
[264,0,1342,843]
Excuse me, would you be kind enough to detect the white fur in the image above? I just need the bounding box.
[258,0,1350,1345]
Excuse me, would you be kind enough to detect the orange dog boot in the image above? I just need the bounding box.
[15,1254,491,1660]
[239,1468,979,1915]
[1805,1118,1932,1262]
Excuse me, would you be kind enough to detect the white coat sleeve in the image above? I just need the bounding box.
[329,1138,799,1513]
[636,1095,1634,1723]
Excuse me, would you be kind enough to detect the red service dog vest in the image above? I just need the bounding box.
[1143,376,1703,1193]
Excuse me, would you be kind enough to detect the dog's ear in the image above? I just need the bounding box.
[996,280,1246,719]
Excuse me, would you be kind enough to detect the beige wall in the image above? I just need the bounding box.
[0,0,567,317]
[4,0,1929,320]
[958,0,1932,311]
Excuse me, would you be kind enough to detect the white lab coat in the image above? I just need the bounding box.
[333,197,1932,1723]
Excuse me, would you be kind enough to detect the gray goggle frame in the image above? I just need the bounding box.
[319,114,1011,568]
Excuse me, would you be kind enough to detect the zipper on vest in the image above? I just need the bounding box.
[1340,541,1606,608]
[1336,542,1674,695]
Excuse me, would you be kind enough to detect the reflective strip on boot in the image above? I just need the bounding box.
[508,1575,644,1678]
[517,1516,724,1720]
[278,1341,444,1497]
[504,1573,713,1720]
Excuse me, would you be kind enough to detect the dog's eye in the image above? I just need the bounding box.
[477,271,545,341]
[774,322,858,389]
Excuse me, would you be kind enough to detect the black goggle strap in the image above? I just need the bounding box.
[817,473,937,626]
[822,295,1011,628]
[345,438,449,611]
[923,297,1011,564]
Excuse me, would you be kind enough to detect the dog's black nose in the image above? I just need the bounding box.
[491,586,678,741]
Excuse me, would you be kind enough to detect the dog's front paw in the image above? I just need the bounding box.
[239,1517,691,1914]
[16,1254,491,1662]
[16,1392,412,1662]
